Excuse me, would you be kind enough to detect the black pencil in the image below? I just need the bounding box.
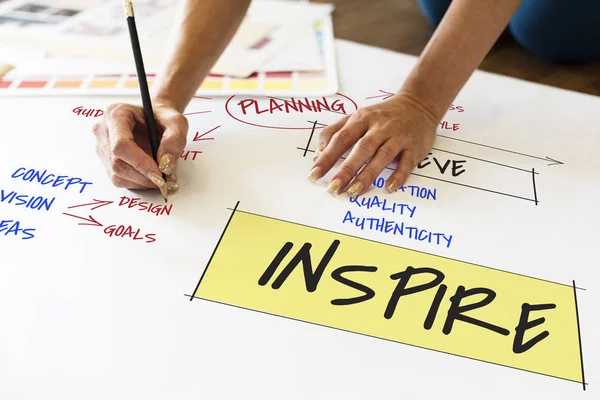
[123,0,167,202]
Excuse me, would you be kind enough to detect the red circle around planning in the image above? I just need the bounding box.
[225,93,358,130]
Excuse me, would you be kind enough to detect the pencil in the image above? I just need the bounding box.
[123,0,168,202]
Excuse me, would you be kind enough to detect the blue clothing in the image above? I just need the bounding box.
[416,0,600,63]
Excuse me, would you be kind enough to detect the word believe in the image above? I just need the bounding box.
[195,210,582,383]
[11,167,92,193]
[417,153,466,177]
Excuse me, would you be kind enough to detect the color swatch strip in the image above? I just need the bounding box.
[0,70,333,97]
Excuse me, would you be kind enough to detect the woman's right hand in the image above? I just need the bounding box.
[92,102,189,196]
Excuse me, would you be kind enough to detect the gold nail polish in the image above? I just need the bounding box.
[327,178,343,196]
[159,153,175,175]
[308,166,321,182]
[166,174,177,183]
[347,181,363,198]
[149,172,166,188]
[312,143,325,161]
[166,181,179,193]
[386,180,399,193]
[149,172,168,200]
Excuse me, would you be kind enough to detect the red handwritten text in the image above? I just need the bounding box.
[237,96,347,116]
[73,106,104,118]
[439,121,460,131]
[103,224,156,243]
[180,150,202,161]
[118,196,172,216]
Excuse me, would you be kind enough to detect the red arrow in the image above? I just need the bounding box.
[193,125,220,141]
[62,213,103,227]
[365,90,394,101]
[67,199,113,211]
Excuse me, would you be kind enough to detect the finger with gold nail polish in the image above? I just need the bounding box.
[149,172,168,199]
[166,174,179,193]
[312,142,325,162]
[158,153,176,175]
[347,180,364,198]
[327,178,344,197]
[386,179,399,193]
[308,166,322,183]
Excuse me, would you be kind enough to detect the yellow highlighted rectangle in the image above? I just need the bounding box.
[53,80,83,88]
[200,80,223,89]
[195,210,583,383]
[264,80,293,91]
[88,80,118,88]
[228,79,258,90]
[299,79,327,91]
[124,79,139,88]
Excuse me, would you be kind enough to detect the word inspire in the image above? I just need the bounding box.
[259,239,556,355]
[73,106,104,118]
[237,96,347,115]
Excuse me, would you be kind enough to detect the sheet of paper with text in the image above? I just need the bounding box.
[0,40,598,399]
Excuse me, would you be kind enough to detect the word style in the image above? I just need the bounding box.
[439,121,460,131]
[11,167,92,193]
[73,106,103,118]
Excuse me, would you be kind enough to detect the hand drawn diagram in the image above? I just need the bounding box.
[287,90,565,205]
[188,201,586,390]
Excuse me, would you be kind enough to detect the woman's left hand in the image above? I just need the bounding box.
[308,92,438,197]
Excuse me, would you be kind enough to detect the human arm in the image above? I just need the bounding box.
[310,0,524,196]
[92,0,251,192]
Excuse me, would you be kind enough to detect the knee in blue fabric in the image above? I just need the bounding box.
[416,0,453,28]
[509,0,600,63]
